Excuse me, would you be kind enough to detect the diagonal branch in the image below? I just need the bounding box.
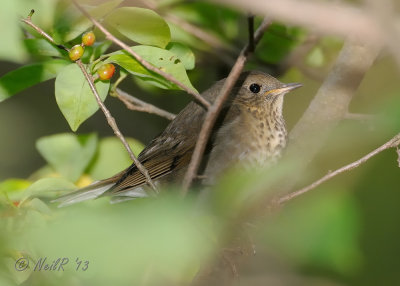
[71,0,211,109]
[278,132,400,204]
[75,60,157,190]
[113,88,176,120]
[21,10,68,52]
[181,18,272,193]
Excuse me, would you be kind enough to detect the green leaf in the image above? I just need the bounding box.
[93,40,113,59]
[106,45,197,92]
[0,59,69,102]
[88,137,145,180]
[306,47,325,67]
[63,0,123,42]
[256,23,304,64]
[105,7,171,48]
[22,177,77,201]
[36,133,98,182]
[166,42,195,70]
[0,0,28,62]
[55,63,110,131]
[24,38,67,58]
[0,179,31,202]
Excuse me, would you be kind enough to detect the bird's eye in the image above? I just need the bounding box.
[249,83,261,94]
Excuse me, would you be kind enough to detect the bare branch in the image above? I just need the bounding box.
[181,18,272,193]
[288,40,381,162]
[216,0,383,43]
[71,0,211,109]
[114,88,176,121]
[278,132,400,204]
[21,10,68,51]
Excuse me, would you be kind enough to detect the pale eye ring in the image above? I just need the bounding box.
[249,83,261,94]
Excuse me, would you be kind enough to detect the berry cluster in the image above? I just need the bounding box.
[68,31,115,81]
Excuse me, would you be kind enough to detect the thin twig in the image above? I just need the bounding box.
[20,10,68,51]
[75,60,157,190]
[114,88,176,120]
[181,18,272,194]
[278,132,400,204]
[71,0,211,109]
[21,10,157,191]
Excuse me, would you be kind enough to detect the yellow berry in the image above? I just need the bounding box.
[69,45,84,61]
[97,63,116,80]
[82,31,96,46]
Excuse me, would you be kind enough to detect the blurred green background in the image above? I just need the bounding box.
[1,0,400,286]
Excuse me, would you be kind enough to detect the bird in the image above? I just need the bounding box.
[54,71,301,206]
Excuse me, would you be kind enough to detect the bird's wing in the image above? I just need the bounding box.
[107,144,193,195]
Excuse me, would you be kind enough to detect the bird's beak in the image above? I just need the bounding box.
[265,82,302,96]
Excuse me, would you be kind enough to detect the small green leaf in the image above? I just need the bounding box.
[36,133,98,182]
[55,63,109,131]
[24,198,52,214]
[93,40,113,59]
[0,179,31,202]
[24,39,67,58]
[88,137,145,180]
[306,47,325,67]
[106,45,197,92]
[105,7,171,48]
[22,177,77,201]
[256,23,304,64]
[166,42,195,70]
[0,59,70,102]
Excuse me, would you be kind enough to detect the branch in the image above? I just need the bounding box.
[21,10,157,191]
[75,61,156,190]
[287,40,381,155]
[71,0,211,109]
[20,9,68,52]
[181,18,272,193]
[278,132,400,204]
[216,0,383,43]
[263,40,381,203]
[113,88,176,120]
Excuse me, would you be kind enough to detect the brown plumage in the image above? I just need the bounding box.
[54,71,301,206]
